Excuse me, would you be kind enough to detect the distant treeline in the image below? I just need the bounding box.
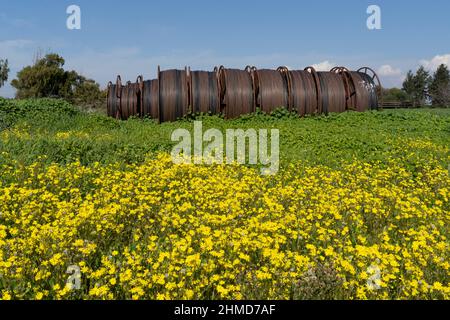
[0,53,106,110]
[384,64,450,107]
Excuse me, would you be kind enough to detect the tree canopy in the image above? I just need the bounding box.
[402,67,431,107]
[11,53,104,108]
[382,87,410,103]
[429,64,450,106]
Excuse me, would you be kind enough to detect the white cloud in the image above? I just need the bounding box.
[311,60,336,71]
[420,54,450,71]
[377,64,405,88]
[376,65,405,88]
[377,64,402,77]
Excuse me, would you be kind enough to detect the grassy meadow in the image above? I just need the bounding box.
[0,98,449,299]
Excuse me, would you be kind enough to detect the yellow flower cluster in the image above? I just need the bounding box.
[0,126,113,143]
[0,153,448,300]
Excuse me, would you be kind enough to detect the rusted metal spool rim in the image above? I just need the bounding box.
[114,76,123,119]
[213,68,221,114]
[121,80,138,120]
[136,75,144,116]
[357,67,381,84]
[116,75,122,98]
[217,65,227,102]
[330,67,338,73]
[330,66,353,109]
[277,66,289,72]
[330,66,340,73]
[342,71,356,110]
[136,75,144,92]
[185,66,189,110]
[277,66,292,111]
[246,66,257,112]
[125,81,132,120]
[245,66,257,106]
[187,67,191,113]
[213,66,223,109]
[244,65,257,73]
[330,66,350,73]
[249,66,260,113]
[343,71,364,111]
[346,72,369,112]
[157,65,161,119]
[357,67,382,88]
[213,66,220,88]
[214,65,221,81]
[157,65,162,88]
[304,66,322,114]
[357,67,383,109]
[357,67,382,93]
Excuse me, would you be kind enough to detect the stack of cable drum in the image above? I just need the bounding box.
[107,65,381,122]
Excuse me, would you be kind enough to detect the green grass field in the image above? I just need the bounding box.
[1,98,449,168]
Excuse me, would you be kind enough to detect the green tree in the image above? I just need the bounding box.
[0,59,9,88]
[413,66,431,106]
[402,67,431,107]
[382,87,410,103]
[402,70,415,103]
[72,79,106,109]
[429,64,450,106]
[11,53,104,108]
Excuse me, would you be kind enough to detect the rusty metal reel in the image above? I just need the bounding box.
[304,66,322,114]
[217,66,255,119]
[345,71,371,112]
[330,67,355,111]
[189,68,221,115]
[119,80,140,120]
[252,68,289,114]
[316,71,347,114]
[357,67,382,110]
[107,64,381,121]
[142,78,160,121]
[158,66,189,122]
[113,75,124,119]
[136,75,144,117]
[280,67,319,116]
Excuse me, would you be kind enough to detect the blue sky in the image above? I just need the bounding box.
[1,0,450,97]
